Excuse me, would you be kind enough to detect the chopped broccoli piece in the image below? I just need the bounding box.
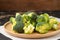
[23,24,35,34]
[49,18,58,27]
[36,22,49,34]
[22,12,37,27]
[13,21,24,33]
[36,16,44,23]
[36,13,49,23]
[16,13,20,18]
[10,17,15,24]
[15,13,23,21]
[10,17,16,27]
[13,13,24,33]
[52,24,58,30]
[22,14,31,23]
[43,13,49,22]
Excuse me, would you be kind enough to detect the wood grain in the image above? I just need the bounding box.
[0,0,60,11]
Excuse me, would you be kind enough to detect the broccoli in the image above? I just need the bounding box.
[13,13,24,33]
[10,17,15,24]
[13,21,24,33]
[52,24,58,30]
[43,13,49,22]
[22,14,31,23]
[49,18,58,27]
[22,11,37,27]
[23,23,35,34]
[28,12,37,27]
[36,13,49,23]
[16,13,20,18]
[10,17,16,27]
[27,12,37,19]
[36,22,50,34]
[10,12,59,34]
[15,13,23,22]
[36,16,44,23]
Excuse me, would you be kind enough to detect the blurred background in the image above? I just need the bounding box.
[0,0,60,25]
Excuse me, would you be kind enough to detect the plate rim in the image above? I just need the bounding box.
[3,21,60,38]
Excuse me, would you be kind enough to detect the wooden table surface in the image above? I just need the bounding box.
[0,0,60,11]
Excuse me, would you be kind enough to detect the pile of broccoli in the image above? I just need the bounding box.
[10,12,59,34]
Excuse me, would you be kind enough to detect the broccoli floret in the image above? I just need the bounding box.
[23,23,35,34]
[16,13,20,18]
[36,16,44,23]
[22,12,37,20]
[22,12,37,27]
[52,24,58,30]
[22,14,31,23]
[13,21,24,33]
[28,12,37,27]
[43,13,49,22]
[13,13,24,33]
[49,18,58,27]
[27,12,37,19]
[36,22,49,34]
[30,21,36,27]
[10,17,16,27]
[36,13,49,23]
[10,17,15,23]
[15,13,23,21]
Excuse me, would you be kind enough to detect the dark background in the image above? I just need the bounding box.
[0,0,60,11]
[0,0,60,25]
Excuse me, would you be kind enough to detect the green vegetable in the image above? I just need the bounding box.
[16,13,20,18]
[9,12,59,34]
[23,23,35,34]
[52,24,58,30]
[49,18,58,27]
[27,12,37,19]
[36,22,49,34]
[13,13,24,33]
[22,14,31,23]
[13,21,24,33]
[10,17,16,27]
[36,16,44,23]
[10,17,16,24]
[22,11,37,27]
[29,12,37,27]
[15,13,23,21]
[36,13,49,23]
[43,13,49,22]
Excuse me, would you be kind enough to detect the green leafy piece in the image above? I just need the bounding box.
[52,24,58,30]
[23,23,35,34]
[36,13,49,23]
[10,17,15,24]
[10,17,16,27]
[22,11,37,27]
[22,14,31,23]
[30,21,36,27]
[49,18,58,27]
[13,13,24,33]
[13,21,24,33]
[15,13,23,21]
[36,22,49,34]
[23,21,35,34]
[27,12,37,19]
[16,13,20,18]
[36,16,44,23]
[43,13,49,22]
